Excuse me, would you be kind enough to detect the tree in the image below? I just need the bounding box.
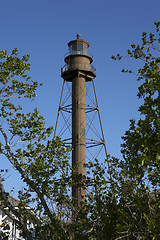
[110,21,160,239]
[0,49,73,239]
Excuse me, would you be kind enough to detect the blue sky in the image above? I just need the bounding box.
[1,0,160,193]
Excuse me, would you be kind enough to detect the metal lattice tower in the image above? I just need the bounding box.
[54,34,108,207]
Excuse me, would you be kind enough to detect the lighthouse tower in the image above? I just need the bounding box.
[54,34,108,207]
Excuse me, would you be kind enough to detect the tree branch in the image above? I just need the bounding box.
[0,123,68,238]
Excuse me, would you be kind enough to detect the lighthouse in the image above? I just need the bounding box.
[54,34,107,207]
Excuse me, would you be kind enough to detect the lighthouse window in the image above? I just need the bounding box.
[77,43,83,52]
[70,43,77,51]
[69,42,88,55]
[83,43,88,55]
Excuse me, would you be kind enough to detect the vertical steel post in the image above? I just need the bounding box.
[72,75,86,206]
[54,80,65,139]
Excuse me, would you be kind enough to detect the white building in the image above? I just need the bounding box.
[0,196,37,240]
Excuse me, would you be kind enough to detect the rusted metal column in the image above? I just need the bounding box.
[72,75,86,206]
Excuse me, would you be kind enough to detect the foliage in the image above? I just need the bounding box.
[110,21,160,239]
[0,49,72,239]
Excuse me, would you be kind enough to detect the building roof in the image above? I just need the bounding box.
[7,196,20,207]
